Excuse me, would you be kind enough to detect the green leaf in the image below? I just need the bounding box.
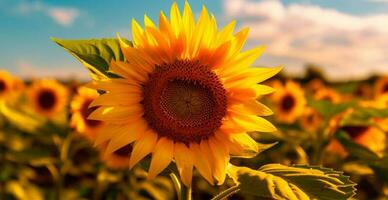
[369,157,388,183]
[308,99,354,119]
[52,38,130,78]
[340,107,388,126]
[227,164,356,200]
[335,130,380,161]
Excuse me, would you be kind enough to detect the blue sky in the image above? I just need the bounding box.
[1,0,388,81]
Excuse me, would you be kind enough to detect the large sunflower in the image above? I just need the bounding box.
[271,80,306,123]
[87,2,281,186]
[28,79,68,117]
[70,87,103,140]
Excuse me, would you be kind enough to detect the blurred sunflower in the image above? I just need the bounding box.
[306,78,324,93]
[87,2,280,186]
[374,76,388,98]
[327,125,386,157]
[271,80,306,123]
[28,79,68,117]
[299,107,323,132]
[70,87,103,140]
[0,70,24,101]
[314,87,341,103]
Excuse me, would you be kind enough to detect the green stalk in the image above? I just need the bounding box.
[211,185,240,200]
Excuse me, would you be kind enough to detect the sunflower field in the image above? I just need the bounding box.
[1,2,388,200]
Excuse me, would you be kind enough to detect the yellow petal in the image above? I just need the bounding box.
[129,129,158,169]
[170,2,182,37]
[174,142,194,186]
[144,14,156,28]
[132,18,145,47]
[230,100,273,116]
[216,132,259,158]
[148,137,174,179]
[220,46,266,77]
[228,27,249,57]
[191,142,214,185]
[86,79,141,93]
[90,93,142,107]
[215,20,236,47]
[231,112,277,132]
[88,106,143,122]
[105,119,148,154]
[94,123,123,146]
[224,66,283,85]
[208,137,229,185]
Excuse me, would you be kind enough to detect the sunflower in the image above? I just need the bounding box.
[326,125,386,157]
[28,79,68,117]
[70,87,103,140]
[86,2,280,186]
[0,70,23,101]
[314,87,341,103]
[374,76,388,98]
[306,78,324,93]
[271,80,306,123]
[299,107,323,132]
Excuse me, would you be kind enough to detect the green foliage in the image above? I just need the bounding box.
[308,99,354,119]
[340,107,388,127]
[227,164,356,200]
[52,38,130,78]
[335,131,380,161]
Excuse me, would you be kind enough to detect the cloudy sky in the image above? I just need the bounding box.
[1,0,388,81]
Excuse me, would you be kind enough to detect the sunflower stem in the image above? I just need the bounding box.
[169,173,182,200]
[211,185,240,200]
[181,184,192,200]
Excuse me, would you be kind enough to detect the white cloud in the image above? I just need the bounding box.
[223,0,388,81]
[13,0,80,27]
[48,8,79,26]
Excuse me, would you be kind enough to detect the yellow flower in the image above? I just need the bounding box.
[28,79,68,117]
[374,76,388,98]
[306,78,324,93]
[327,125,386,157]
[272,80,306,123]
[87,2,280,186]
[70,87,103,140]
[299,107,323,132]
[314,87,341,103]
[0,70,24,101]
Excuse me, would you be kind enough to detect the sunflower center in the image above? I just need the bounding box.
[0,80,6,93]
[281,94,295,111]
[38,90,57,110]
[81,99,102,127]
[143,60,227,144]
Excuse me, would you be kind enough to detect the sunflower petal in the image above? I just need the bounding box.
[232,113,277,132]
[88,106,143,121]
[148,137,174,179]
[129,129,158,169]
[174,142,194,186]
[191,142,214,185]
[105,119,148,154]
[208,136,229,185]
